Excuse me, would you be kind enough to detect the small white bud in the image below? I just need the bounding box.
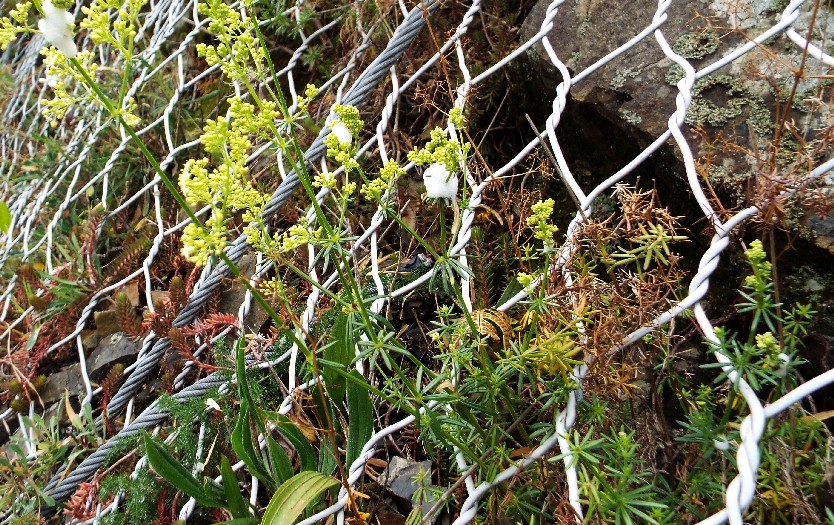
[38,0,77,58]
[713,438,731,451]
[775,352,790,378]
[330,121,352,145]
[206,398,222,412]
[423,162,458,200]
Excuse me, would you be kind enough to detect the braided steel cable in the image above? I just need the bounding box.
[34,0,442,506]
[104,0,440,420]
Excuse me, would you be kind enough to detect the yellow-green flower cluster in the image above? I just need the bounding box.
[195,0,265,80]
[362,160,405,202]
[80,0,145,52]
[407,127,469,174]
[743,239,771,288]
[324,104,364,172]
[0,2,32,51]
[755,332,779,354]
[527,199,559,247]
[178,96,271,265]
[449,107,466,128]
[516,272,534,288]
[39,48,98,127]
[296,84,318,113]
[313,170,338,189]
[181,212,229,267]
[280,219,323,252]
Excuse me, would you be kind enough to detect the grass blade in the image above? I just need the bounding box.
[143,433,224,508]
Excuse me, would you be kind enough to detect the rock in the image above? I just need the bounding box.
[80,329,100,352]
[86,332,142,381]
[150,290,170,311]
[520,0,834,248]
[120,281,141,307]
[93,309,121,338]
[378,456,438,518]
[39,365,84,405]
[216,253,269,332]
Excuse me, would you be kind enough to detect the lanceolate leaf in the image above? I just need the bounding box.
[143,433,225,508]
[266,435,294,485]
[260,471,339,525]
[346,370,373,467]
[322,312,353,406]
[220,455,252,520]
[232,403,276,492]
[275,415,316,472]
[232,336,276,491]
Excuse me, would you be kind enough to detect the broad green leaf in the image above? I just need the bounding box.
[346,371,373,467]
[261,471,339,525]
[275,415,316,472]
[0,202,10,234]
[221,455,252,519]
[217,519,259,525]
[143,434,224,508]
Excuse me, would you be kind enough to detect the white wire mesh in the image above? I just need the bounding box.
[0,0,833,523]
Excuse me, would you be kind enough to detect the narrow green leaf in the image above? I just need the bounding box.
[261,471,339,525]
[0,202,10,234]
[236,337,267,436]
[346,371,373,467]
[497,277,524,306]
[317,437,338,477]
[221,455,252,519]
[143,434,224,508]
[275,415,316,472]
[232,404,276,492]
[266,436,294,485]
[322,313,352,405]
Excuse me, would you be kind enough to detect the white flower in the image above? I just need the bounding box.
[774,352,790,378]
[37,0,77,58]
[423,162,458,200]
[39,73,60,88]
[330,121,352,145]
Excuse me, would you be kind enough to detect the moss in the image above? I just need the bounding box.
[685,74,772,135]
[672,28,721,60]
[99,468,161,525]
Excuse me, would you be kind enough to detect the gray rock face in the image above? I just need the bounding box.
[39,365,83,405]
[520,0,834,251]
[378,456,438,518]
[86,332,142,381]
[216,253,269,332]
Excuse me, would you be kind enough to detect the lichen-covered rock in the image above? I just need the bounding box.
[520,0,834,250]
